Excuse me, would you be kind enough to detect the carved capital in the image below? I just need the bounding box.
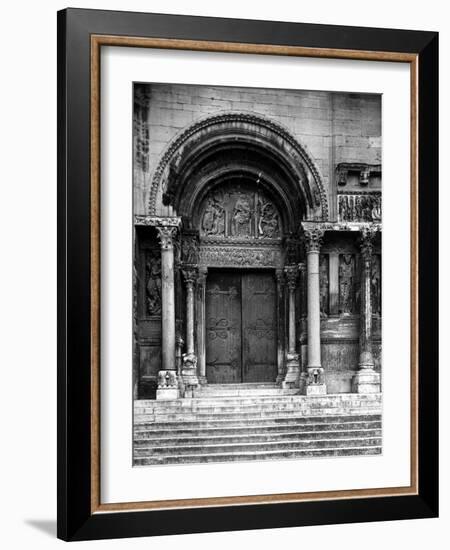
[156,225,178,250]
[275,268,285,286]
[304,227,324,253]
[284,265,299,291]
[182,266,198,288]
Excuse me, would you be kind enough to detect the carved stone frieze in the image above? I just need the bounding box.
[199,245,282,268]
[134,215,181,228]
[338,192,382,223]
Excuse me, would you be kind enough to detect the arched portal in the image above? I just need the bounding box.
[144,113,328,388]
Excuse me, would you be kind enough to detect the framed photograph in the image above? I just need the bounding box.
[57,8,438,541]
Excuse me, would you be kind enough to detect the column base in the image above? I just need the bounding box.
[156,370,180,400]
[181,353,199,388]
[281,353,300,388]
[302,367,327,395]
[352,369,381,394]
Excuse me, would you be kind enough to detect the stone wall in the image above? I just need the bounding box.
[134,83,381,218]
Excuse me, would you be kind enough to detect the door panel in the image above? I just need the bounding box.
[242,273,278,382]
[205,270,277,383]
[205,272,242,383]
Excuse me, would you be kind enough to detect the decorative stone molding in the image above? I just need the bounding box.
[148,112,328,220]
[199,245,282,268]
[134,215,181,228]
[336,163,381,187]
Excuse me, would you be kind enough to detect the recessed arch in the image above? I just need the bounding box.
[148,112,329,224]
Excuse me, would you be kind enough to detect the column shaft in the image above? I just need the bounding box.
[181,267,199,389]
[160,236,176,371]
[196,268,207,383]
[303,227,326,395]
[352,227,381,393]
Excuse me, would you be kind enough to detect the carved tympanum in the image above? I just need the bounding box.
[200,184,281,239]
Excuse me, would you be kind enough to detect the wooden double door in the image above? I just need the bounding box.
[205,270,278,383]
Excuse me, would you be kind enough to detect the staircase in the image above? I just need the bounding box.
[134,385,382,466]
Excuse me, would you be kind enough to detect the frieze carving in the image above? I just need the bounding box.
[134,215,181,228]
[148,112,328,219]
[200,185,281,240]
[145,249,162,316]
[320,254,329,316]
[338,193,382,223]
[339,254,356,315]
[200,246,282,268]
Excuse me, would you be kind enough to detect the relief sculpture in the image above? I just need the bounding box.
[338,194,381,223]
[258,200,280,237]
[231,195,252,237]
[339,254,355,315]
[371,254,382,315]
[146,250,162,315]
[319,254,329,316]
[201,193,225,236]
[200,184,280,239]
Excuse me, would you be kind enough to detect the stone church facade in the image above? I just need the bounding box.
[133,83,382,404]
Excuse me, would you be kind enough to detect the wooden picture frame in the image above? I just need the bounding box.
[57,8,438,541]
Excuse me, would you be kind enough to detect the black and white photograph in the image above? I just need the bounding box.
[132,82,383,466]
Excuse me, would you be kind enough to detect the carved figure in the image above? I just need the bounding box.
[231,196,252,236]
[371,255,382,315]
[201,194,225,236]
[146,251,162,315]
[339,254,355,314]
[319,254,329,316]
[181,236,198,264]
[258,201,280,237]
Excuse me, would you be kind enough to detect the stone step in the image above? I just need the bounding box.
[133,445,382,465]
[193,388,300,397]
[135,418,381,435]
[134,436,382,457]
[138,401,381,417]
[135,409,381,423]
[135,415,381,430]
[134,428,382,446]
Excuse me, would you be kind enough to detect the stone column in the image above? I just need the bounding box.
[181,266,199,389]
[282,265,300,388]
[304,227,327,395]
[352,227,381,393]
[196,267,208,384]
[155,221,180,400]
[275,269,286,384]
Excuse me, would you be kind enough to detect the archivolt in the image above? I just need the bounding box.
[148,112,328,221]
